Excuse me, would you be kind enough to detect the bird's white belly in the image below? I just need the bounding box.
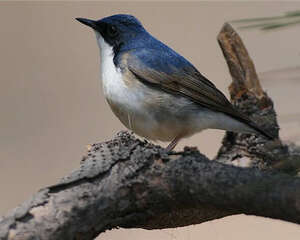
[101,64,171,141]
[103,78,190,142]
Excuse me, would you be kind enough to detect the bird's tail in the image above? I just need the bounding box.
[215,109,278,140]
[242,118,277,140]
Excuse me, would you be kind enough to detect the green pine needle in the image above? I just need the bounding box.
[232,10,300,31]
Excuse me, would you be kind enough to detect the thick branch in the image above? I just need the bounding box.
[1,132,300,240]
[1,23,300,240]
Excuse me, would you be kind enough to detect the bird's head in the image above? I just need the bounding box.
[76,14,146,54]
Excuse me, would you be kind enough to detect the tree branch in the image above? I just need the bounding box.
[1,23,300,240]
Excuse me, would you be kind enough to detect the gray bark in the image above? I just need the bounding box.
[1,23,300,240]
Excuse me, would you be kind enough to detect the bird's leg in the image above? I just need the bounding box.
[166,136,181,152]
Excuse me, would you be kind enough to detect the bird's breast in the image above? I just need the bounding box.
[100,50,153,136]
[101,57,143,114]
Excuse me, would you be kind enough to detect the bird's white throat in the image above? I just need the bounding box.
[95,32,124,100]
[94,32,143,113]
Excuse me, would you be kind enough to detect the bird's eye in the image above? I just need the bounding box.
[107,25,118,37]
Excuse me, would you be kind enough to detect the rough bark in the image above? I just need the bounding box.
[1,23,300,240]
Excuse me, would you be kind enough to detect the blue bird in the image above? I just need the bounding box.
[76,14,275,151]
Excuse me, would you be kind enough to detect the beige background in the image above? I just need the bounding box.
[1,1,300,239]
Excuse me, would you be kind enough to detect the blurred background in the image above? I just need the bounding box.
[1,1,300,239]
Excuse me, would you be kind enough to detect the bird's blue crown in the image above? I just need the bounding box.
[99,14,144,29]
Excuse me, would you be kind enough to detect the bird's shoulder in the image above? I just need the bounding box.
[122,43,196,71]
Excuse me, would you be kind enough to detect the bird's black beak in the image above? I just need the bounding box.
[76,18,97,30]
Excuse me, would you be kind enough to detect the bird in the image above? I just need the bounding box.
[76,14,275,151]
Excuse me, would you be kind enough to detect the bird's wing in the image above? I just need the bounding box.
[124,48,275,139]
[125,48,246,121]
